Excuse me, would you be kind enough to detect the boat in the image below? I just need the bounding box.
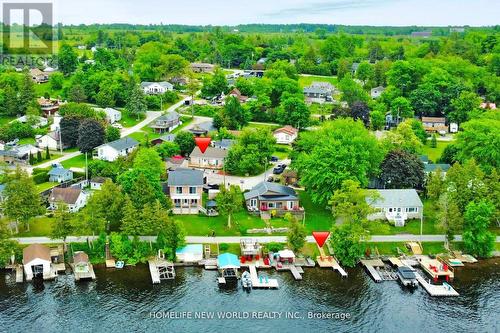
[115,261,125,269]
[241,271,252,290]
[396,266,418,288]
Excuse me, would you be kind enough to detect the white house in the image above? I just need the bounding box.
[449,123,459,133]
[23,244,57,281]
[366,189,423,227]
[95,137,139,162]
[273,126,299,145]
[50,114,62,132]
[48,166,73,183]
[90,177,108,190]
[140,82,174,95]
[36,131,61,151]
[12,115,48,128]
[48,187,88,212]
[371,86,386,99]
[102,108,122,124]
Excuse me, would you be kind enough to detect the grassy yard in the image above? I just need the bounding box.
[365,242,447,256]
[273,145,292,160]
[171,116,194,134]
[298,75,338,88]
[298,190,334,233]
[17,216,55,237]
[35,182,59,193]
[120,111,145,128]
[421,140,452,163]
[245,122,280,131]
[31,152,63,166]
[0,116,15,126]
[61,154,86,169]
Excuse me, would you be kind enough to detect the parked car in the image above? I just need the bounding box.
[273,165,286,175]
[270,156,279,162]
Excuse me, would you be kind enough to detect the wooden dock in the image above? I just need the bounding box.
[388,257,404,267]
[15,265,23,283]
[70,263,96,281]
[200,258,218,270]
[420,257,454,280]
[317,246,347,277]
[248,265,279,289]
[415,272,459,297]
[276,264,302,280]
[360,259,386,283]
[148,259,175,284]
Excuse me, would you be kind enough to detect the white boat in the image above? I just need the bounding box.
[241,271,252,290]
[115,261,125,269]
[397,266,418,288]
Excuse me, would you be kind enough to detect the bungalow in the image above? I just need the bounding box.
[90,177,108,190]
[95,137,139,162]
[48,166,73,183]
[244,182,303,217]
[303,82,335,102]
[421,117,447,133]
[36,131,62,151]
[48,187,88,212]
[30,68,49,83]
[149,112,181,133]
[102,108,122,124]
[140,81,174,95]
[167,168,205,214]
[190,62,215,73]
[189,121,216,137]
[151,134,176,146]
[424,163,451,176]
[212,139,235,150]
[189,147,228,170]
[273,126,299,144]
[12,115,48,128]
[23,244,57,281]
[0,145,41,164]
[228,88,248,103]
[367,189,423,226]
[370,86,385,99]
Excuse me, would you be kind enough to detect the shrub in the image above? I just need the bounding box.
[266,242,285,252]
[33,171,49,184]
[219,243,229,251]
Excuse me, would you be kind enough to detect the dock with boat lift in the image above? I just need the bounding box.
[148,251,175,284]
[415,272,459,297]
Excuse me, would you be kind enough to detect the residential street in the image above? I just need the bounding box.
[11,235,500,245]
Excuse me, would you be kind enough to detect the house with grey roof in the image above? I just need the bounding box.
[303,81,335,102]
[149,112,181,133]
[151,133,177,146]
[244,182,303,217]
[371,86,385,99]
[140,81,174,95]
[366,189,423,226]
[167,168,205,214]
[212,139,235,150]
[95,137,139,162]
[48,166,73,183]
[424,163,451,176]
[189,147,228,170]
[102,108,122,124]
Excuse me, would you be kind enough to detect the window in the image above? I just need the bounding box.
[174,199,181,207]
[176,187,182,194]
[189,187,196,194]
[288,201,294,210]
[250,199,257,207]
[389,208,393,213]
[268,202,275,208]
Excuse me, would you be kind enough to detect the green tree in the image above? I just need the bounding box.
[49,72,65,90]
[382,120,423,154]
[36,150,43,163]
[339,77,369,106]
[329,222,367,267]
[126,85,147,120]
[449,91,481,125]
[174,131,195,156]
[18,73,35,114]
[215,185,243,228]
[380,149,425,189]
[356,61,374,85]
[77,119,105,153]
[2,168,43,232]
[445,160,487,213]
[160,220,186,261]
[329,180,377,224]
[430,134,437,148]
[50,202,74,258]
[87,180,125,231]
[370,110,385,131]
[133,148,164,179]
[286,215,306,253]
[390,96,413,121]
[213,96,249,130]
[277,95,310,129]
[462,200,495,258]
[437,193,462,243]
[58,44,79,75]
[120,195,145,236]
[426,169,445,200]
[156,141,180,159]
[105,126,121,142]
[45,146,51,160]
[68,84,87,103]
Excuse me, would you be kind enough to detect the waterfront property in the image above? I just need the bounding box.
[167,168,205,214]
[23,244,58,281]
[244,182,303,218]
[149,112,181,133]
[189,146,227,170]
[217,253,240,284]
[95,137,139,162]
[176,244,204,263]
[140,81,174,95]
[273,126,299,145]
[48,187,88,212]
[71,251,96,281]
[366,189,423,226]
[48,166,73,183]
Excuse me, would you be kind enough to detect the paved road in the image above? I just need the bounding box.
[12,235,500,245]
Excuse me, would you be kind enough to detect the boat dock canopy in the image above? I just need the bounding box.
[217,253,240,269]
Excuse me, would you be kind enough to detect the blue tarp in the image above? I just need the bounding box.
[217,253,240,269]
[176,244,203,255]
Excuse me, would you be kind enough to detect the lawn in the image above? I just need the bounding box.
[31,152,63,166]
[16,216,55,237]
[421,140,452,163]
[61,154,86,169]
[171,116,194,134]
[120,111,145,128]
[365,242,447,256]
[298,75,338,88]
[0,116,15,126]
[273,145,292,160]
[18,137,36,145]
[297,190,335,233]
[35,182,58,193]
[246,122,279,130]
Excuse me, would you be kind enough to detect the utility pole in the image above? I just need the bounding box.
[59,130,63,155]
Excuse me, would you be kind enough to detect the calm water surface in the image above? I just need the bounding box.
[1,259,499,333]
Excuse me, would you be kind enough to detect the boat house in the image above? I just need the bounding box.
[23,244,57,281]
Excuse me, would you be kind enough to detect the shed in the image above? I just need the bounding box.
[23,244,52,281]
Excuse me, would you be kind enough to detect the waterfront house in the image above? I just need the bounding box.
[140,81,174,95]
[36,131,63,151]
[190,62,215,73]
[421,117,447,133]
[273,126,298,145]
[244,182,303,217]
[176,244,203,263]
[102,108,122,124]
[48,187,88,212]
[30,68,49,83]
[151,134,176,146]
[95,137,139,162]
[149,112,181,133]
[370,86,385,99]
[48,166,73,183]
[166,155,187,171]
[167,168,205,214]
[212,139,235,150]
[366,189,423,226]
[189,147,228,170]
[90,177,108,190]
[23,244,57,281]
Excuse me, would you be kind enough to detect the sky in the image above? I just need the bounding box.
[37,0,500,26]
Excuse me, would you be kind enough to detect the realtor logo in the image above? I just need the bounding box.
[1,1,55,54]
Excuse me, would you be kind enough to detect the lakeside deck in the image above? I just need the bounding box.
[360,259,385,283]
[148,259,175,284]
[317,246,348,277]
[70,263,96,281]
[415,272,459,297]
[248,264,279,289]
[420,257,454,280]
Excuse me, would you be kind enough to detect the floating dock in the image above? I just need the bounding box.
[360,259,385,283]
[317,246,347,277]
[148,259,175,284]
[70,263,96,281]
[276,263,303,280]
[248,264,279,289]
[415,272,459,297]
[15,265,23,283]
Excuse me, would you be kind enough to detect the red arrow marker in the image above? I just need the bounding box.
[312,231,330,248]
[195,137,211,154]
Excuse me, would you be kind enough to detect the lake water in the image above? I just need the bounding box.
[1,259,499,333]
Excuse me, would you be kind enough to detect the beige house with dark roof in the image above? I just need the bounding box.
[48,187,88,212]
[189,147,228,170]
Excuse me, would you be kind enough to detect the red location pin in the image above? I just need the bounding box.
[195,137,211,154]
[312,231,330,248]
